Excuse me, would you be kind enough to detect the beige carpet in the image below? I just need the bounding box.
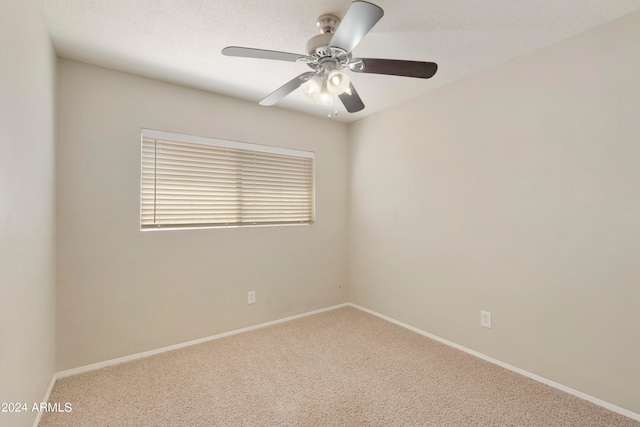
[41,306,638,426]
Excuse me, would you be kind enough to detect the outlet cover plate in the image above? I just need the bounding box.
[481,311,492,328]
[248,291,256,304]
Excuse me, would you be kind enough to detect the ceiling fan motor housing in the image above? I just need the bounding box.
[306,33,333,58]
[306,14,350,63]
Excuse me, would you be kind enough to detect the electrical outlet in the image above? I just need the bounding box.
[248,291,256,304]
[480,311,492,328]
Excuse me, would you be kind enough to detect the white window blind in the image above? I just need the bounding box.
[141,130,314,229]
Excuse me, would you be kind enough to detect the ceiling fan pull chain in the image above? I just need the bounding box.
[326,95,339,119]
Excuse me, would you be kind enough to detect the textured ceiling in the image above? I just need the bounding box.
[39,0,640,123]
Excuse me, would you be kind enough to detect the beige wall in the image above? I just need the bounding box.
[0,0,57,426]
[348,11,640,414]
[56,59,349,370]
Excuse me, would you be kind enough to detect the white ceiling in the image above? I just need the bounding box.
[39,0,640,123]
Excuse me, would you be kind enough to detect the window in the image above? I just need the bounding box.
[141,129,314,230]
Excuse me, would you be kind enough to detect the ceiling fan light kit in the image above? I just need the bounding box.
[301,76,333,105]
[327,70,351,95]
[222,1,438,115]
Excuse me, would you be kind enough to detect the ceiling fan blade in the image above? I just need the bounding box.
[222,46,311,63]
[259,72,315,106]
[339,83,365,113]
[329,1,384,54]
[349,58,438,79]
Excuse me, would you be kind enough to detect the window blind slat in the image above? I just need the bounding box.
[141,132,314,229]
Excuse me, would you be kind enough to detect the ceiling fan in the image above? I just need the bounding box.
[222,1,437,114]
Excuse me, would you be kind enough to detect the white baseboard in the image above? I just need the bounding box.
[348,302,640,422]
[33,373,57,427]
[56,303,349,379]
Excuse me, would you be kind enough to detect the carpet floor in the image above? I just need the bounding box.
[41,306,638,426]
